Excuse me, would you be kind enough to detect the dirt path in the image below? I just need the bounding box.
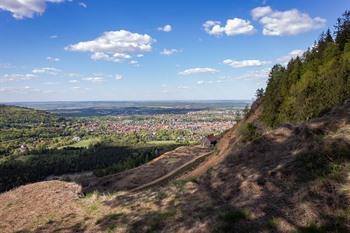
[131,150,213,191]
[82,145,211,193]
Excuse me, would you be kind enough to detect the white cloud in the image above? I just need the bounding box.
[277,49,304,64]
[0,86,40,94]
[203,18,255,36]
[0,73,35,82]
[251,6,273,20]
[158,24,172,32]
[160,48,180,56]
[0,0,65,19]
[196,80,223,85]
[65,30,154,62]
[179,67,218,76]
[78,2,87,8]
[136,54,144,58]
[115,74,123,80]
[50,35,58,39]
[44,81,58,85]
[197,69,270,84]
[67,72,81,77]
[129,60,138,65]
[251,6,326,36]
[177,85,190,89]
[234,68,270,80]
[223,59,270,68]
[46,56,60,62]
[32,67,61,75]
[82,76,104,83]
[68,79,79,83]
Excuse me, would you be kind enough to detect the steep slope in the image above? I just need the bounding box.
[81,145,211,193]
[194,99,350,232]
[181,98,264,179]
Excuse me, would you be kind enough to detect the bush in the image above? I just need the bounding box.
[214,208,250,233]
[239,123,261,142]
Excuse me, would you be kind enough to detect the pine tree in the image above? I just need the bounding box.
[335,10,350,50]
[260,11,350,127]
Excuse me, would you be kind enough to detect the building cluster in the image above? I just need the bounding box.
[83,110,239,137]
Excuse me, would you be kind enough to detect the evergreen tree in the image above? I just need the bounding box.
[260,11,350,127]
[255,88,264,98]
[335,10,350,50]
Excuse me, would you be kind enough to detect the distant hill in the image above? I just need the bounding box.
[0,105,63,128]
[7,100,250,117]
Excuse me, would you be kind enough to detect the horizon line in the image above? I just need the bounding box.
[1,99,254,104]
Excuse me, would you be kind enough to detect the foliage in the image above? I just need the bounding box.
[0,143,180,192]
[261,11,350,127]
[130,209,176,233]
[214,208,250,233]
[0,105,63,127]
[93,143,180,177]
[255,88,264,98]
[239,123,261,142]
[242,105,250,118]
[294,141,350,182]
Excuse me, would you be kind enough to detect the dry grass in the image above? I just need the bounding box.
[82,145,211,194]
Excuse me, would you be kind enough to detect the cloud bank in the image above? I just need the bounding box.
[203,18,255,36]
[251,6,326,36]
[65,30,154,63]
[0,0,65,19]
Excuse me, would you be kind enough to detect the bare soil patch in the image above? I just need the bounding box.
[82,145,211,193]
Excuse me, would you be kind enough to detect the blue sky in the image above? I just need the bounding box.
[0,0,348,102]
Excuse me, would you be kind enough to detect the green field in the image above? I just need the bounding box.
[68,138,101,148]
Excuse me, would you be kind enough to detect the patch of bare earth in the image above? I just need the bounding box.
[0,145,212,232]
[175,100,350,232]
[82,145,210,193]
[0,181,84,233]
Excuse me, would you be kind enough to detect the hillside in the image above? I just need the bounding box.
[0,105,63,127]
[261,11,350,127]
[0,105,69,158]
[1,99,350,233]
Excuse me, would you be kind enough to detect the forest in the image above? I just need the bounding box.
[0,105,183,192]
[260,11,350,127]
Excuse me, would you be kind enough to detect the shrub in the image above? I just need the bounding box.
[214,208,250,233]
[239,123,261,142]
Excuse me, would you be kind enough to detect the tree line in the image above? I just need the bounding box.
[260,11,350,127]
[0,143,180,192]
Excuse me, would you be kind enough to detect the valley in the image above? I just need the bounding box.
[0,101,245,192]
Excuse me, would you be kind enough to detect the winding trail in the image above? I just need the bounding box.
[82,145,212,193]
[131,150,213,191]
